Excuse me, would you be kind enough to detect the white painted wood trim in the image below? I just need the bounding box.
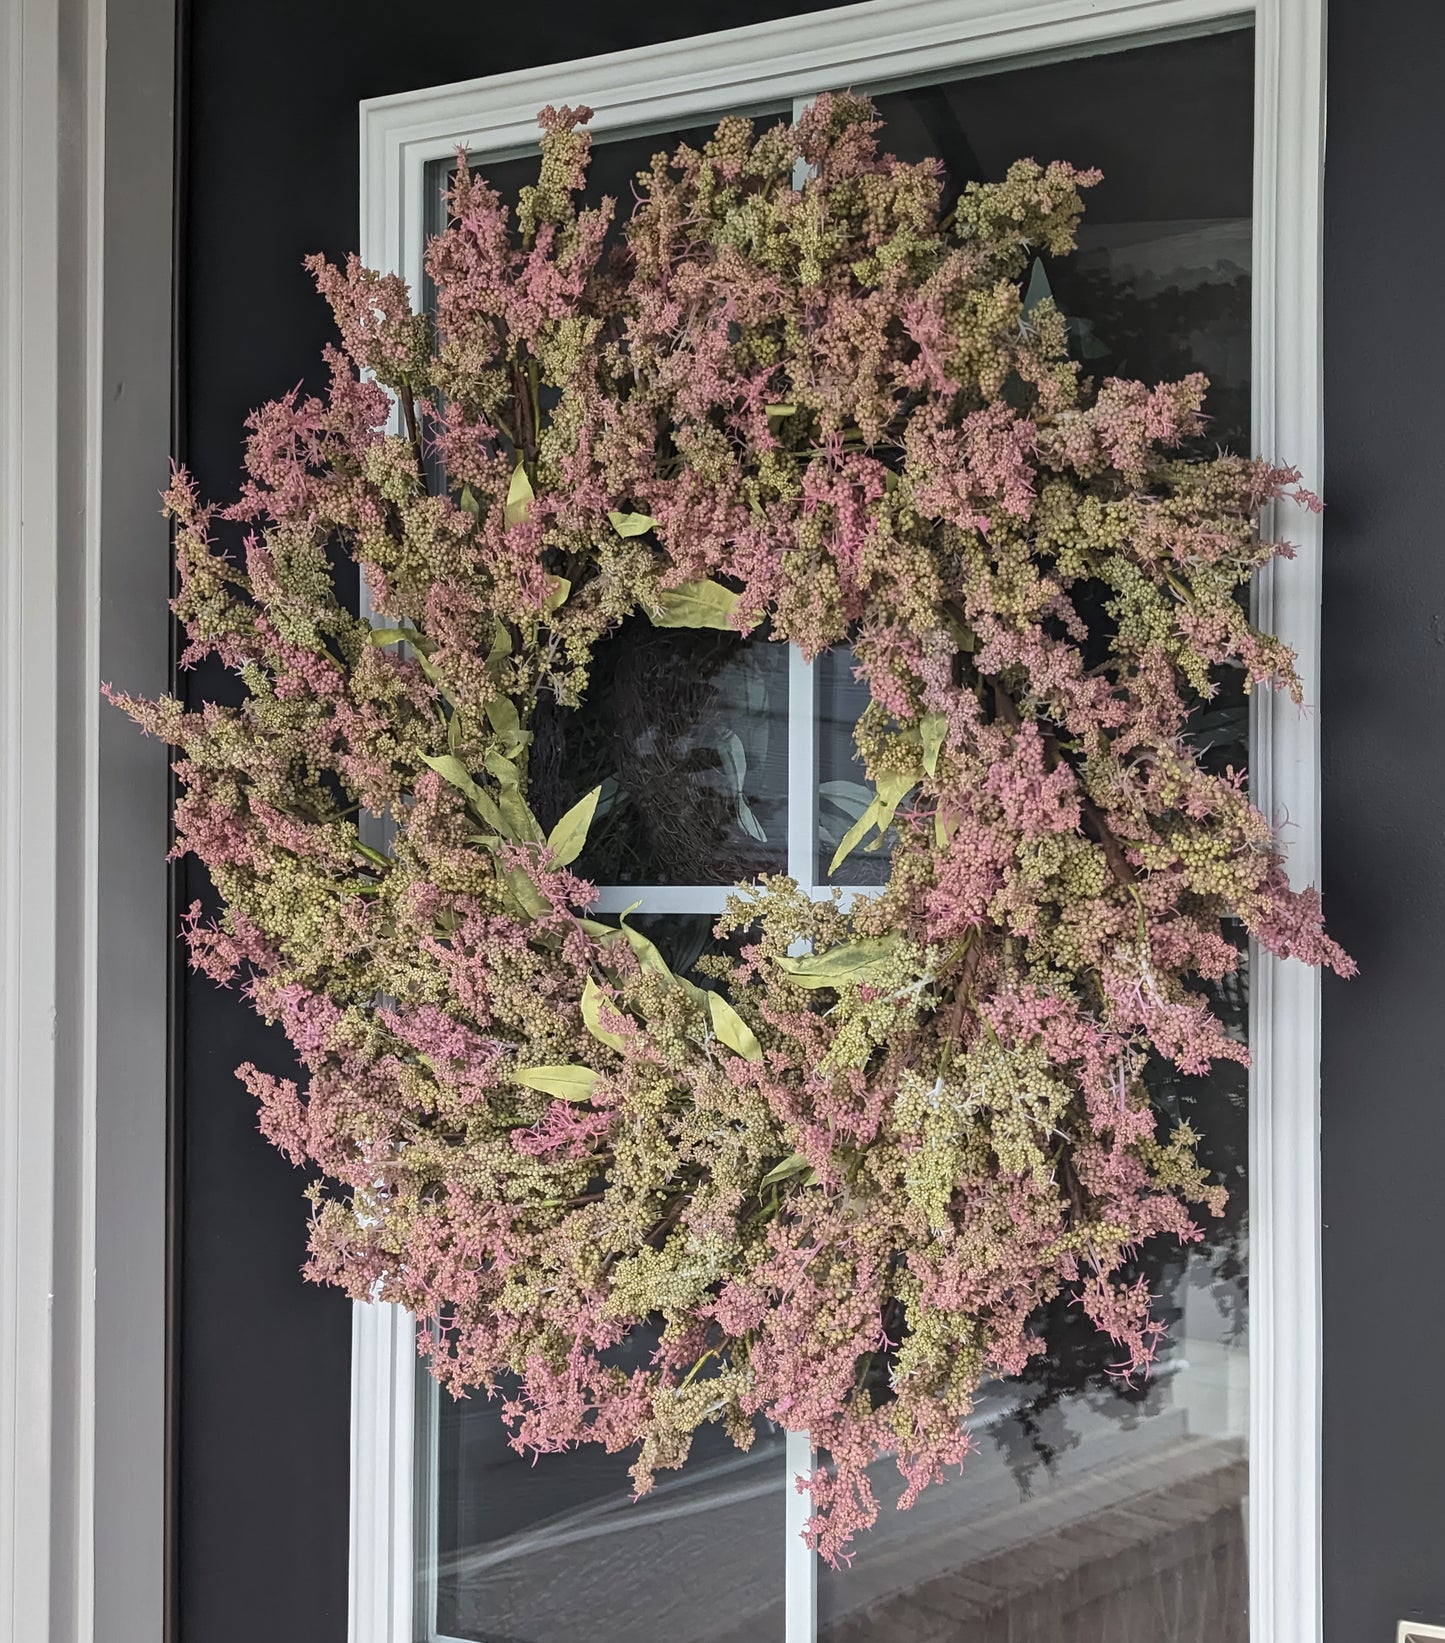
[354,4,1328,1639]
[788,647,819,888]
[360,0,1249,293]
[1248,5,1327,1643]
[350,1301,421,1643]
[0,3,174,1643]
[0,12,65,1637]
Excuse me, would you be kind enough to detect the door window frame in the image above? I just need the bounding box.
[352,2,1327,1637]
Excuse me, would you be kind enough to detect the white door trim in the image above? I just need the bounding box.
[1248,1,1328,1638]
[0,2,175,1642]
[354,3,1327,1639]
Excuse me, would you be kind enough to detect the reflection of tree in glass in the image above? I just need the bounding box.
[977,648,1249,1489]
[533,618,788,886]
[988,990,1249,1494]
[834,687,1251,1495]
[1047,255,1252,453]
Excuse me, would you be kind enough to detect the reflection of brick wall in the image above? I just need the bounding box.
[819,1457,1246,1643]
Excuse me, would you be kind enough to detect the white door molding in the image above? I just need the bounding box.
[0,2,175,1641]
[1249,4,1328,1641]
[354,3,1328,1639]
[361,0,1250,308]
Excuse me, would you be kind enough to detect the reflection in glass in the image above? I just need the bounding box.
[419,25,1259,1639]
[625,913,750,987]
[817,1041,1248,1642]
[818,958,1248,1642]
[815,27,1254,1643]
[815,644,891,887]
[534,619,789,887]
[433,1365,788,1643]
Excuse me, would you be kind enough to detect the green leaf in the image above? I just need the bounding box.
[502,867,549,920]
[543,575,571,614]
[483,750,543,842]
[367,626,430,653]
[577,916,622,940]
[608,510,656,538]
[459,485,480,518]
[775,934,902,989]
[818,780,875,823]
[422,754,506,833]
[707,991,763,1062]
[617,912,705,1005]
[920,712,948,778]
[650,579,742,631]
[867,771,917,853]
[828,796,883,875]
[485,694,527,753]
[759,1152,812,1188]
[499,788,543,844]
[715,728,747,798]
[581,975,626,1051]
[713,729,768,843]
[875,770,918,813]
[764,403,797,418]
[547,785,601,867]
[512,1064,599,1101]
[618,916,675,980]
[369,626,444,690]
[504,463,534,527]
[736,797,767,843]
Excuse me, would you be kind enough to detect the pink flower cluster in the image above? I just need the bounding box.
[109,96,1350,1563]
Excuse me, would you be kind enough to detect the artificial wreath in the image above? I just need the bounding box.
[112,96,1352,1562]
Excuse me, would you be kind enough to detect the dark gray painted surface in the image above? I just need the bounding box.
[1321,0,1445,1636]
[176,0,1445,1636]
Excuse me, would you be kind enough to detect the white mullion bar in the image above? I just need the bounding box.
[787,638,819,889]
[785,1430,819,1643]
[786,113,821,1643]
[783,602,820,1643]
[588,885,734,916]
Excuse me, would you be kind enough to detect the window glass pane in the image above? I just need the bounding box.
[433,1366,788,1643]
[815,644,892,887]
[624,913,751,984]
[534,618,790,887]
[420,117,794,1643]
[816,28,1253,1642]
[423,112,790,305]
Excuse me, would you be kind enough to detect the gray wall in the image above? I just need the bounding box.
[1321,0,1445,1635]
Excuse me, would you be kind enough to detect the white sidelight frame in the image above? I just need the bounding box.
[353,1,1327,1639]
[0,2,176,1643]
